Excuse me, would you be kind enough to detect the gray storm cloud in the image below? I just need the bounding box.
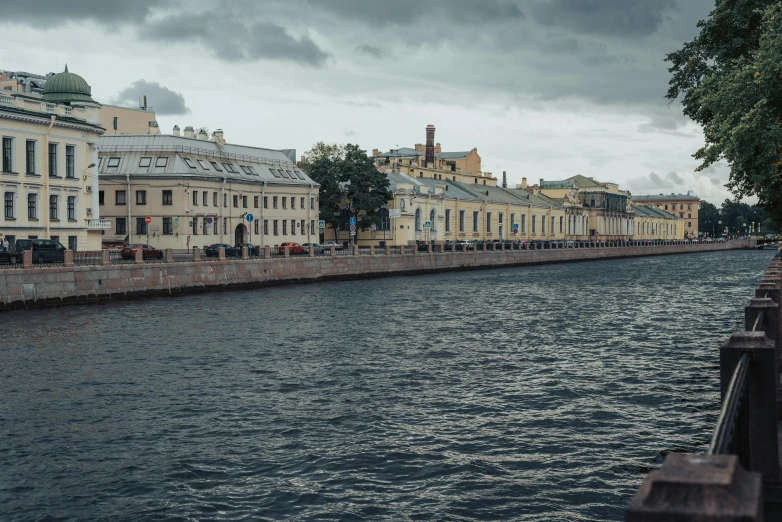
[114,80,191,116]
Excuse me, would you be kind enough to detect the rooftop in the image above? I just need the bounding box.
[634,193,699,202]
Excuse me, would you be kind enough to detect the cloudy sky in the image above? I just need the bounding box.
[0,0,735,204]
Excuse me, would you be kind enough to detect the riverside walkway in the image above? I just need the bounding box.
[626,255,782,520]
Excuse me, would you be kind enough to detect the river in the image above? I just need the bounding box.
[0,249,773,521]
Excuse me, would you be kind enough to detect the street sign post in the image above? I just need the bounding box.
[350,217,356,225]
[318,220,325,229]
[424,221,431,229]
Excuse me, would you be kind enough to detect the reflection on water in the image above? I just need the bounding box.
[0,249,773,521]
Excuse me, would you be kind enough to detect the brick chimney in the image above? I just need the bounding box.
[425,124,435,168]
[502,171,507,188]
[172,125,180,136]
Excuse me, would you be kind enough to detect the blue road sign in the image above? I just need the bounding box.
[350,217,356,225]
[318,220,325,229]
[246,214,254,222]
[207,217,213,224]
[512,224,519,233]
[349,224,356,232]
[424,221,432,229]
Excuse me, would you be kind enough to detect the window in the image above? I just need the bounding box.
[203,192,208,206]
[116,190,126,205]
[48,143,58,176]
[193,190,198,206]
[264,219,269,235]
[67,196,76,221]
[137,217,147,235]
[254,196,259,208]
[222,163,234,173]
[281,170,291,179]
[664,204,668,210]
[680,204,684,210]
[310,220,315,235]
[688,213,691,219]
[242,196,247,208]
[270,169,282,178]
[522,214,527,233]
[223,193,227,207]
[163,217,173,235]
[273,220,279,235]
[163,190,173,205]
[283,220,287,235]
[28,193,37,219]
[240,165,255,175]
[415,208,422,231]
[213,192,217,206]
[688,204,692,210]
[264,196,268,209]
[459,210,465,233]
[136,190,146,205]
[542,216,547,234]
[192,217,198,235]
[197,159,209,170]
[282,197,287,209]
[301,197,305,209]
[254,220,259,234]
[210,161,222,172]
[139,157,152,168]
[510,213,516,232]
[273,196,278,209]
[379,208,390,231]
[532,215,537,234]
[233,195,238,208]
[183,157,196,169]
[107,157,120,168]
[295,170,306,180]
[26,140,36,174]
[559,216,563,233]
[472,211,479,233]
[202,217,209,235]
[445,209,451,232]
[2,137,12,172]
[155,157,168,168]
[4,192,14,218]
[310,197,315,209]
[213,219,218,235]
[50,195,58,221]
[116,217,126,234]
[300,219,305,233]
[486,212,492,233]
[99,191,104,205]
[291,197,295,210]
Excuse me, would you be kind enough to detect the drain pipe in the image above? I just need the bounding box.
[220,177,226,242]
[44,115,55,239]
[261,181,266,248]
[127,171,132,244]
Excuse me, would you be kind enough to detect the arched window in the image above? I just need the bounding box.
[415,208,421,231]
[378,208,390,231]
[429,209,436,231]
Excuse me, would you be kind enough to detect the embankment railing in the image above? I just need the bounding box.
[626,256,782,521]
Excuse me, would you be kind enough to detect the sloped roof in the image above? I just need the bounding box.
[634,194,699,202]
[376,147,472,160]
[633,205,681,219]
[563,174,605,188]
[541,180,576,189]
[436,151,471,160]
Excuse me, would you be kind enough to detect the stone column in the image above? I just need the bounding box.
[64,249,74,267]
[242,247,249,260]
[309,245,314,257]
[22,250,32,268]
[135,247,144,264]
[353,245,359,256]
[492,243,497,251]
[284,245,290,258]
[427,244,432,253]
[439,243,445,253]
[102,249,111,265]
[413,244,418,254]
[192,247,201,262]
[385,245,390,255]
[482,242,487,252]
[165,249,174,262]
[369,245,375,255]
[218,247,226,261]
[264,245,271,258]
[400,245,406,255]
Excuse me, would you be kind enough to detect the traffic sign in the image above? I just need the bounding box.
[424,221,432,229]
[144,216,151,224]
[350,217,356,225]
[349,224,356,232]
[174,217,179,227]
[318,220,325,229]
[246,214,254,222]
[512,224,519,234]
[207,217,213,224]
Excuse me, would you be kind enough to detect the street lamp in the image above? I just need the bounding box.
[717,220,722,238]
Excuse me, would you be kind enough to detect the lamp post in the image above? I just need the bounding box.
[717,220,722,238]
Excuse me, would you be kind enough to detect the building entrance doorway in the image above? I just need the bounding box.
[234,223,247,246]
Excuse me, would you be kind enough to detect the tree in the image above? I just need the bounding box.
[301,142,392,239]
[698,200,720,236]
[666,1,782,226]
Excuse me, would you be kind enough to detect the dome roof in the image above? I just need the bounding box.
[42,64,96,104]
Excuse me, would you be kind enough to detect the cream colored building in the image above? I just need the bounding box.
[0,66,107,250]
[98,128,319,249]
[100,103,159,136]
[632,204,684,240]
[633,193,699,238]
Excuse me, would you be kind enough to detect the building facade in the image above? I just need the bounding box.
[632,204,684,240]
[0,66,107,250]
[633,193,699,238]
[98,129,319,250]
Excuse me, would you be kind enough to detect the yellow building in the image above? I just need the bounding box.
[100,103,159,136]
[98,128,319,249]
[633,193,699,238]
[632,204,684,240]
[0,66,107,250]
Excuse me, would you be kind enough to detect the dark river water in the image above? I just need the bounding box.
[0,249,774,521]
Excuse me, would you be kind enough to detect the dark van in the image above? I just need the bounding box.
[14,239,66,264]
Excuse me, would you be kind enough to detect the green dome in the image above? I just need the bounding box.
[42,64,96,104]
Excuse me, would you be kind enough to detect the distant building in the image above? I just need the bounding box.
[98,127,319,249]
[0,65,108,250]
[633,193,699,238]
[632,204,684,240]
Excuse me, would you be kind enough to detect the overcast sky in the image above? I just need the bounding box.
[0,0,735,204]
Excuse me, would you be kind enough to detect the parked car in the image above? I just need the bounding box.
[242,243,261,256]
[120,244,164,260]
[455,240,476,251]
[278,242,305,255]
[302,242,323,253]
[13,239,67,264]
[205,243,236,257]
[320,241,342,250]
[0,243,17,264]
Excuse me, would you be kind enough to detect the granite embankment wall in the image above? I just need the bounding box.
[0,240,752,311]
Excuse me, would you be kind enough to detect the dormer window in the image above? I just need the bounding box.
[279,169,291,179]
[107,157,120,168]
[210,161,222,172]
[155,157,168,168]
[270,169,282,178]
[139,157,151,168]
[197,159,209,170]
[183,157,196,169]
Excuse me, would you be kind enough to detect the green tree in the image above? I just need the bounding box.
[666,1,782,225]
[301,142,392,238]
[698,200,720,236]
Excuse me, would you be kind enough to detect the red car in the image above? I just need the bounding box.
[120,244,164,260]
[278,242,304,255]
